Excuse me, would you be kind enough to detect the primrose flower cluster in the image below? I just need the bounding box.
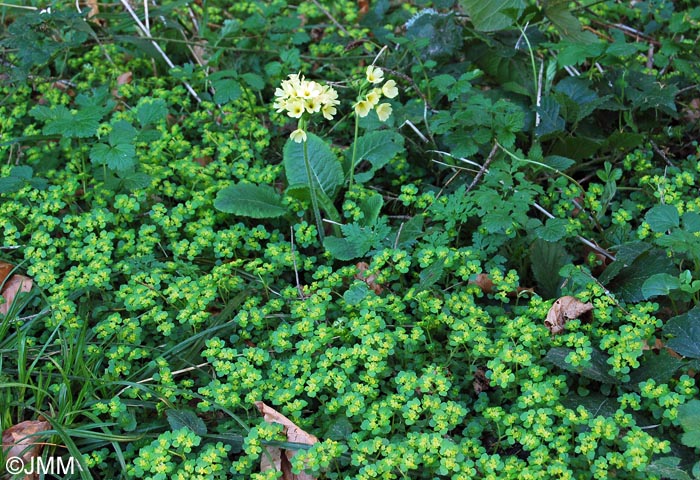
[273,73,340,143]
[353,65,398,121]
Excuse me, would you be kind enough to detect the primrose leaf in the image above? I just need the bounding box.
[214,183,287,219]
[645,204,680,232]
[284,133,344,200]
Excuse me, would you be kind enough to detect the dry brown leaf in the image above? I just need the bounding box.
[2,420,50,480]
[468,273,534,297]
[683,98,700,122]
[0,274,32,316]
[255,401,318,480]
[473,367,492,394]
[86,0,99,20]
[354,262,383,295]
[117,71,133,86]
[0,261,13,286]
[545,296,593,334]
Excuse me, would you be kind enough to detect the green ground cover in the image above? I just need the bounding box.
[1,0,699,478]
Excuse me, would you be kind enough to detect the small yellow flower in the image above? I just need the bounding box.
[365,88,382,107]
[382,79,398,99]
[366,65,384,84]
[376,103,392,122]
[290,128,307,143]
[354,100,372,117]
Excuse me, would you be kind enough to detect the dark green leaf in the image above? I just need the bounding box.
[212,79,242,104]
[530,238,571,298]
[241,73,265,90]
[109,120,138,145]
[90,143,136,171]
[405,10,463,59]
[664,308,700,359]
[357,191,383,227]
[535,217,569,242]
[606,248,676,302]
[536,96,566,137]
[344,282,370,306]
[397,215,424,248]
[561,392,619,418]
[545,347,620,384]
[214,183,287,218]
[350,131,404,184]
[418,259,445,290]
[628,350,683,388]
[166,409,207,436]
[323,416,353,441]
[544,0,598,44]
[323,236,361,261]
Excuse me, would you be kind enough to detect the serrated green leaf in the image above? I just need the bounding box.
[404,10,463,59]
[535,217,569,242]
[212,79,242,104]
[214,183,287,218]
[460,0,525,31]
[323,236,361,261]
[561,392,619,418]
[542,155,575,171]
[397,215,424,247]
[544,0,598,44]
[682,212,700,233]
[0,176,25,194]
[350,131,404,183]
[419,259,445,290]
[109,120,138,145]
[344,282,370,306]
[664,308,700,359]
[677,399,700,448]
[641,273,681,299]
[536,96,566,137]
[166,409,207,435]
[646,457,692,480]
[32,105,102,138]
[119,171,152,191]
[530,238,571,298]
[284,133,343,200]
[323,416,353,441]
[90,143,136,171]
[606,248,676,302]
[136,97,168,127]
[645,204,680,232]
[241,73,265,90]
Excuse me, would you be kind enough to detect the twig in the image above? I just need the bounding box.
[650,140,675,167]
[118,0,202,104]
[310,0,350,37]
[535,59,544,127]
[465,143,499,193]
[117,362,211,396]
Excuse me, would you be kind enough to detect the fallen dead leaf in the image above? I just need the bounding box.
[255,401,318,480]
[117,71,133,86]
[545,296,593,334]
[2,420,50,480]
[468,273,534,297]
[683,98,700,122]
[0,261,13,286]
[473,367,492,394]
[0,274,33,316]
[354,262,383,295]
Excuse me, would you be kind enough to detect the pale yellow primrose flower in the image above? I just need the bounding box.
[382,79,398,99]
[376,103,392,122]
[290,129,307,143]
[365,88,382,108]
[366,65,384,84]
[274,73,339,142]
[354,100,372,117]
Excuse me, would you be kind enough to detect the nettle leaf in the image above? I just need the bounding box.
[536,96,566,137]
[166,409,207,436]
[647,457,692,480]
[544,0,597,44]
[663,307,700,359]
[677,399,700,448]
[212,79,242,104]
[645,204,680,232]
[284,133,343,200]
[641,273,681,299]
[90,143,136,171]
[535,217,569,242]
[350,131,404,183]
[136,97,168,127]
[214,183,287,219]
[460,0,525,32]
